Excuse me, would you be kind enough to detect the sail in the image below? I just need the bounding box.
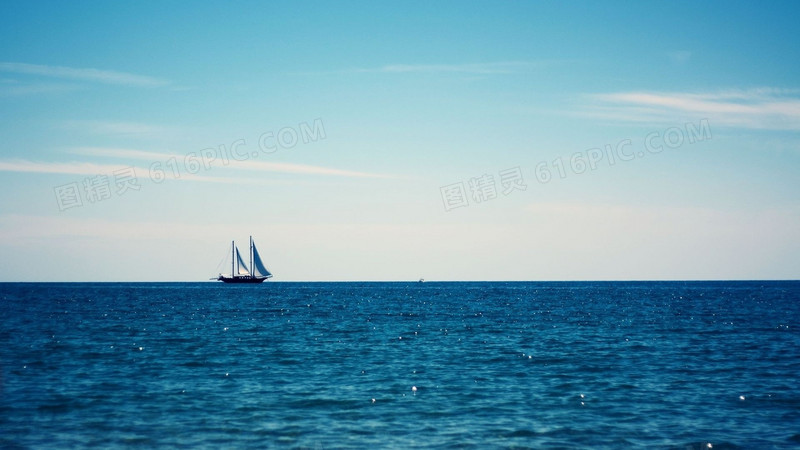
[235,246,251,275]
[252,241,272,278]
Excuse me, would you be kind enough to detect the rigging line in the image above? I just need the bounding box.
[213,242,230,274]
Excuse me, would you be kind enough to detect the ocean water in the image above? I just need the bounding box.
[1,281,799,449]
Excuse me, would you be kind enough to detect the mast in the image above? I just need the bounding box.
[250,236,254,279]
[231,240,235,278]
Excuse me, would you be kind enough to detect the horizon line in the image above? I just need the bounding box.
[2,279,797,283]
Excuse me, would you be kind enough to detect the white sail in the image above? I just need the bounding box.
[251,241,272,278]
[235,247,251,275]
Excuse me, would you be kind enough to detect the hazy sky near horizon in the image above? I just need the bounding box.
[1,1,798,281]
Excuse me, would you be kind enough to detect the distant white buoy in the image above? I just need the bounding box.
[739,395,745,401]
[371,398,376,403]
[411,386,417,392]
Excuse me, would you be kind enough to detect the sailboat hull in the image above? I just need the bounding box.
[217,276,268,284]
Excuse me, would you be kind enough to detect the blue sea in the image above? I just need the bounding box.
[1,281,799,448]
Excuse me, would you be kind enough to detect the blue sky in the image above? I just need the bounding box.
[1,0,798,281]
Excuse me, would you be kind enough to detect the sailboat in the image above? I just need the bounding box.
[215,236,273,283]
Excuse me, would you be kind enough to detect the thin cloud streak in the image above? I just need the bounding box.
[0,81,82,96]
[369,61,544,74]
[0,159,138,176]
[61,120,178,136]
[300,60,563,76]
[0,159,251,184]
[0,62,168,87]
[70,147,171,160]
[583,88,800,130]
[667,50,692,65]
[71,147,395,179]
[234,160,393,178]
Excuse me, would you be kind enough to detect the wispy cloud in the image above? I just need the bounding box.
[582,88,800,130]
[303,60,560,76]
[367,61,545,74]
[70,146,394,179]
[0,79,82,96]
[61,120,178,137]
[667,50,692,65]
[0,156,392,183]
[70,147,174,160]
[0,159,138,176]
[0,159,246,184]
[235,159,392,178]
[0,62,168,87]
